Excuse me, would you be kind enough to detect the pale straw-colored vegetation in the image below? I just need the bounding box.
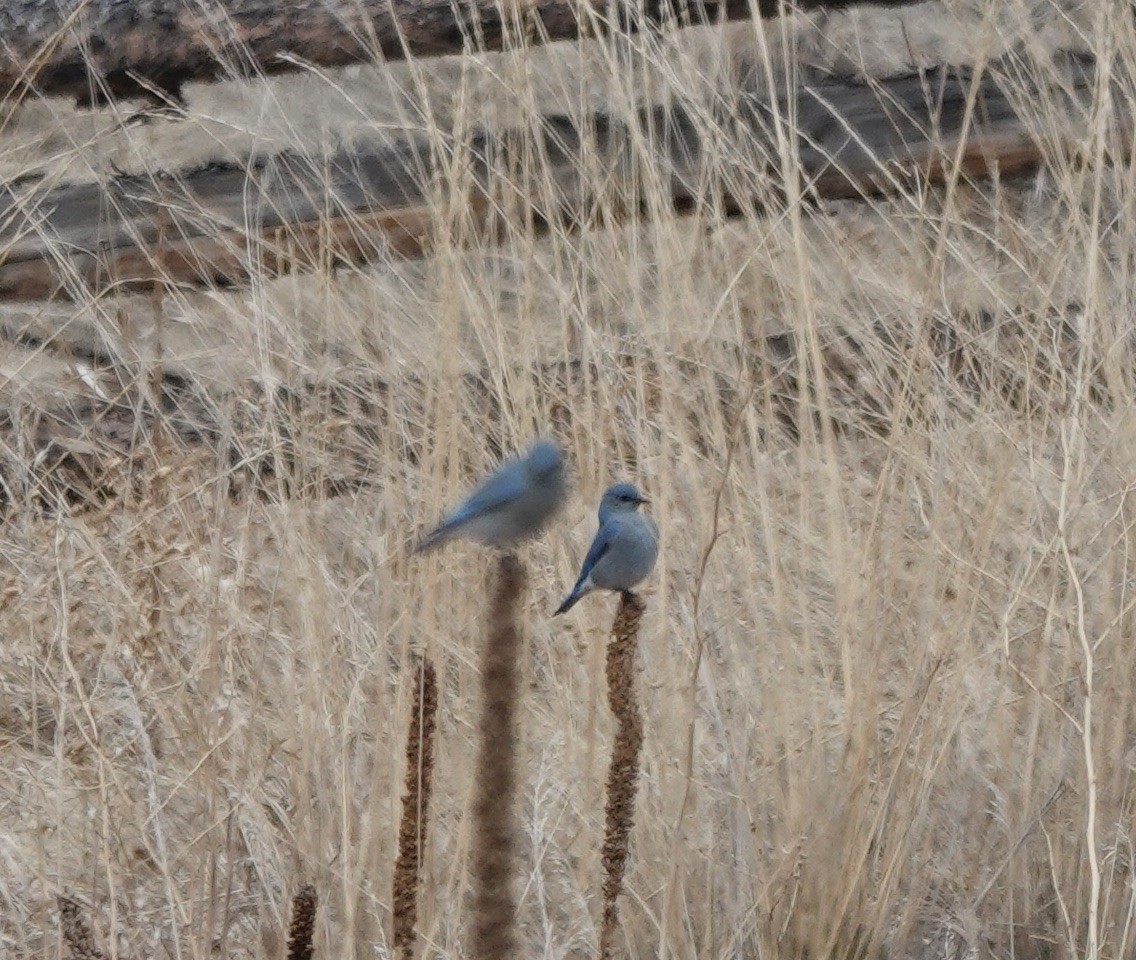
[2,2,1134,957]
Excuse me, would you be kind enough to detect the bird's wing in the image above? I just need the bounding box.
[577,519,620,582]
[445,460,528,525]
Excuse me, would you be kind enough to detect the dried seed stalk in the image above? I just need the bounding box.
[598,591,646,960]
[57,896,106,960]
[286,884,318,960]
[393,657,440,960]
[469,552,525,960]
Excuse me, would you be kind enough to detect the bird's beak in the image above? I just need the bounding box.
[637,495,650,505]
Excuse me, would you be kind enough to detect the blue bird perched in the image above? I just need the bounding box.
[554,482,658,615]
[415,438,568,553]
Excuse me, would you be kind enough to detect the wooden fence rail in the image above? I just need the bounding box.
[0,53,1109,305]
[0,0,922,105]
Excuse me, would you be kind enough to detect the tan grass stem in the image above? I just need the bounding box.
[469,552,526,960]
[598,590,646,960]
[286,884,318,960]
[392,657,440,960]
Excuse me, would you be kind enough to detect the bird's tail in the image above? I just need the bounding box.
[553,590,582,616]
[413,523,453,554]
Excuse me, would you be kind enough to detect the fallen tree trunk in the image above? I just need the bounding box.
[0,53,1108,304]
[0,0,923,105]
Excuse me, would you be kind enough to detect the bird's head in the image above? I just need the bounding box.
[599,482,648,521]
[526,438,565,483]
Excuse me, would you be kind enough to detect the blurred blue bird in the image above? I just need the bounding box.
[415,438,567,553]
[554,482,658,614]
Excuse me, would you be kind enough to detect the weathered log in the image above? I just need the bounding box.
[0,0,924,106]
[0,53,1108,304]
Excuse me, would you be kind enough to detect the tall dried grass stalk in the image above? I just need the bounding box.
[286,885,318,960]
[469,552,526,960]
[57,896,106,960]
[392,656,440,960]
[598,591,646,960]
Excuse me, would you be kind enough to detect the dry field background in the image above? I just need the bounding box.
[2,1,1135,958]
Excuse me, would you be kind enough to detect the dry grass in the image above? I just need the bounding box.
[2,1,1136,958]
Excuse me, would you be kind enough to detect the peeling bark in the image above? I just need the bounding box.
[0,0,924,105]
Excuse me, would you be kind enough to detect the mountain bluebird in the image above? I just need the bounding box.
[554,482,658,614]
[415,438,567,553]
